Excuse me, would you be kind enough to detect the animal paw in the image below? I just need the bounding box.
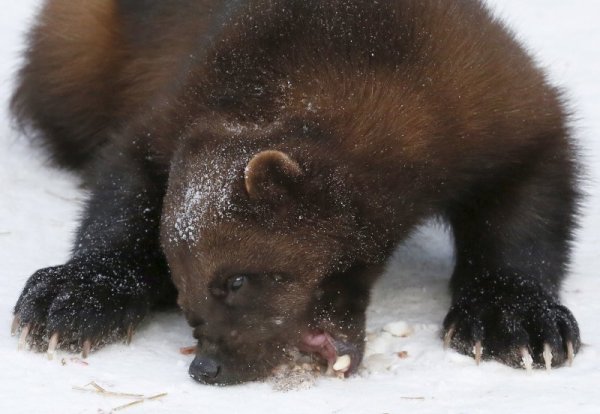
[442,289,580,370]
[12,257,152,358]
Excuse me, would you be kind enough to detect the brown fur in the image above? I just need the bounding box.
[12,0,580,384]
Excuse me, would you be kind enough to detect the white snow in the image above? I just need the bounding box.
[1,1,599,413]
[382,321,414,338]
[167,144,250,245]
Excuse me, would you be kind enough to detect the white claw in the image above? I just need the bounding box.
[332,355,352,373]
[443,326,455,350]
[47,333,59,360]
[566,342,575,367]
[18,325,30,350]
[543,344,553,371]
[11,316,20,337]
[82,340,92,359]
[126,326,134,345]
[473,341,483,365]
[521,348,533,373]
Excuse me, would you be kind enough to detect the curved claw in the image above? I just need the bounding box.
[473,341,483,365]
[566,342,575,367]
[520,347,533,373]
[11,315,20,337]
[542,343,553,371]
[443,326,455,350]
[47,333,60,360]
[18,324,31,350]
[126,325,134,345]
[82,340,92,359]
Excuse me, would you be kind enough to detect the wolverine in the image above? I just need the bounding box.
[11,0,581,384]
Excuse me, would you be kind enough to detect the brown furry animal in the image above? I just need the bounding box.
[12,0,581,384]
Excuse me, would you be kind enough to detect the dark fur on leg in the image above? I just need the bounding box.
[443,139,581,368]
[11,0,583,381]
[13,143,176,352]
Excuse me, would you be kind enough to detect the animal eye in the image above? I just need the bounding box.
[228,275,247,292]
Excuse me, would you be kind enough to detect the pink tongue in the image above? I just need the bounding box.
[300,331,338,364]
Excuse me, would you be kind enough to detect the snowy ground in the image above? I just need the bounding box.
[1,1,599,413]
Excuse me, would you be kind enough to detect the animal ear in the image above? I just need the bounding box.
[244,150,303,201]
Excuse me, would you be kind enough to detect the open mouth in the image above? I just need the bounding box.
[187,330,363,385]
[298,330,362,376]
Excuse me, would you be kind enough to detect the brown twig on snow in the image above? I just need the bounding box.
[111,393,168,412]
[72,382,144,399]
[73,382,168,412]
[179,345,196,355]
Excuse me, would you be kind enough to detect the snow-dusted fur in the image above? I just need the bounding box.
[5,0,590,392]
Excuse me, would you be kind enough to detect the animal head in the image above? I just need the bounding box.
[161,130,380,384]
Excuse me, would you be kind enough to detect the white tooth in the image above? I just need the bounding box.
[332,354,351,372]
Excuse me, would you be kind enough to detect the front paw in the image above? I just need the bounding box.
[12,258,152,357]
[442,290,580,370]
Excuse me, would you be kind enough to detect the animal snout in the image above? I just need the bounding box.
[189,355,221,383]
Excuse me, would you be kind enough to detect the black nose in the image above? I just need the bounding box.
[189,356,221,383]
